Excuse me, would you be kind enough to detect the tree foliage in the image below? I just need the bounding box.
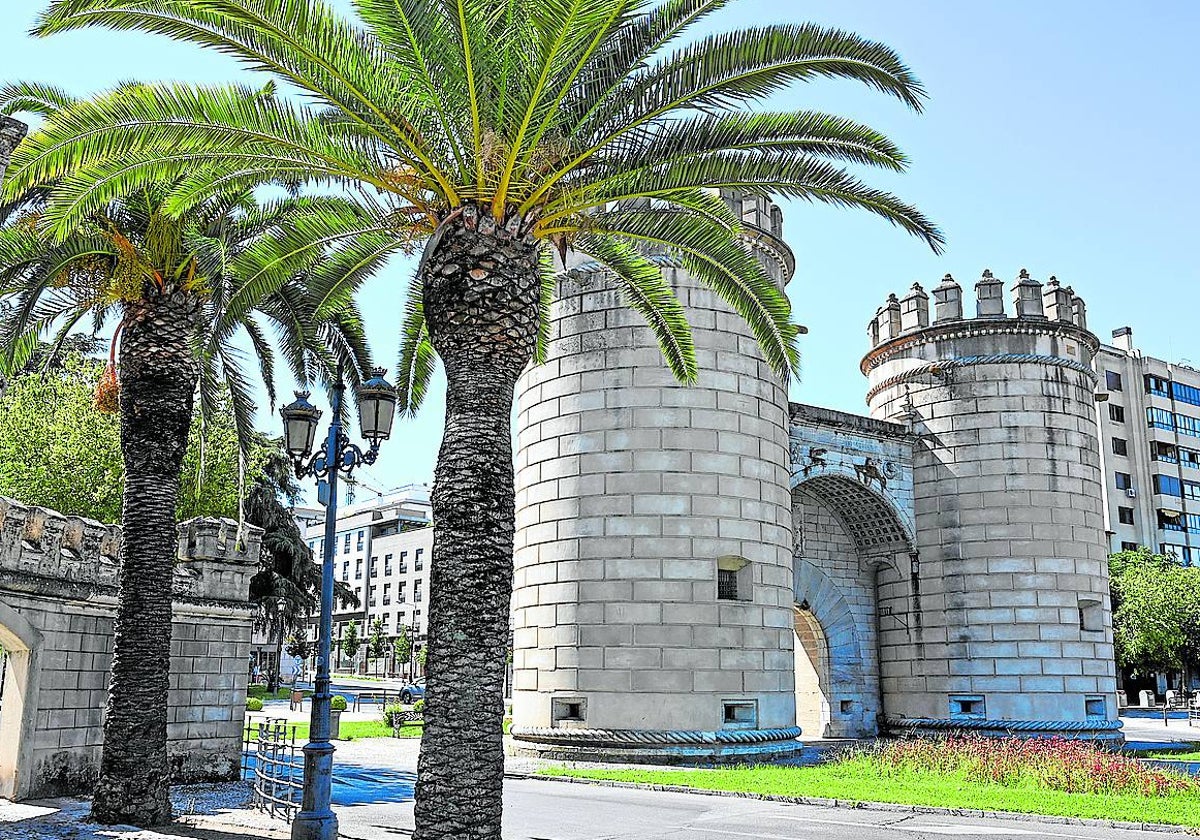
[341,618,362,662]
[0,352,262,521]
[1110,549,1200,672]
[368,616,389,663]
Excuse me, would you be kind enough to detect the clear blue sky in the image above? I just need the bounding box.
[3,0,1197,498]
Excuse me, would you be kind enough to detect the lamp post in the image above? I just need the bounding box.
[281,365,397,840]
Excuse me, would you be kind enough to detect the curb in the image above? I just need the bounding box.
[503,772,1194,835]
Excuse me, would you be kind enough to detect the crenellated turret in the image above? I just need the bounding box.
[877,293,902,341]
[1011,269,1044,318]
[899,283,929,333]
[932,274,963,323]
[975,269,1005,317]
[1042,277,1074,322]
[1070,288,1088,330]
[0,116,26,181]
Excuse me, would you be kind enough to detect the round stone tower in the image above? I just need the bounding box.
[862,269,1121,742]
[509,192,801,762]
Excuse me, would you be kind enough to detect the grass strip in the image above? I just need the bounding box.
[540,761,1200,827]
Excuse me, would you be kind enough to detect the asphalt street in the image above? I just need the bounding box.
[332,775,1187,840]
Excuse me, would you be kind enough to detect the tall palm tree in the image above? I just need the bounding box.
[10,3,943,836]
[0,83,377,826]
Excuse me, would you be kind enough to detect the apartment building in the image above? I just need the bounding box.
[1097,327,1200,564]
[301,485,433,672]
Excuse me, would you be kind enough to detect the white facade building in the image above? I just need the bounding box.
[1096,327,1200,565]
[301,486,433,673]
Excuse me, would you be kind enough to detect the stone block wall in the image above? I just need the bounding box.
[0,498,259,799]
[863,272,1120,737]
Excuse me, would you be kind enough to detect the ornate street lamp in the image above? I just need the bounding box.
[283,365,396,840]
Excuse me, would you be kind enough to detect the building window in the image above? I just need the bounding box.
[415,548,425,571]
[1120,541,1139,552]
[551,697,587,725]
[399,581,407,603]
[949,694,986,719]
[384,553,393,575]
[1182,447,1200,470]
[414,580,423,603]
[342,561,350,580]
[370,556,379,577]
[1112,437,1128,456]
[1114,472,1132,491]
[342,533,351,554]
[1118,507,1135,525]
[1085,696,1107,718]
[383,584,391,605]
[1154,474,1182,497]
[399,551,408,574]
[716,556,752,602]
[355,559,363,580]
[721,700,758,730]
[1108,404,1125,423]
[1106,371,1123,391]
[369,585,377,607]
[1078,597,1103,632]
[357,530,364,551]
[1147,375,1170,397]
[1172,381,1200,407]
[1152,442,1179,464]
[1148,407,1174,430]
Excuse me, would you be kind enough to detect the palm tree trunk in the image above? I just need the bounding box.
[92,289,199,827]
[413,204,541,840]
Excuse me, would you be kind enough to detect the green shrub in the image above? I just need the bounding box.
[245,697,264,711]
[382,702,405,727]
[413,698,425,715]
[330,694,348,711]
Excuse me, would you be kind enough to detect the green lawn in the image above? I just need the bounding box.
[247,685,312,701]
[541,761,1200,827]
[287,719,423,741]
[1143,750,1200,761]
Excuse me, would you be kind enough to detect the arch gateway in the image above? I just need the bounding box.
[510,191,1120,762]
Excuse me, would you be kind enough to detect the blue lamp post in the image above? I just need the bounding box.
[281,366,397,840]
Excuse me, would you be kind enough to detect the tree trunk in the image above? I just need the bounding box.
[413,204,541,840]
[91,288,199,827]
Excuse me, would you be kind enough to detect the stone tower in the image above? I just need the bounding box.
[862,269,1121,741]
[509,192,802,762]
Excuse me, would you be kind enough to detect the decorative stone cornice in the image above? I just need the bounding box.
[864,353,1100,403]
[510,725,803,746]
[886,716,1123,734]
[861,315,1101,377]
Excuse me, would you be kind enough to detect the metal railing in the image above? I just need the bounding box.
[242,716,303,822]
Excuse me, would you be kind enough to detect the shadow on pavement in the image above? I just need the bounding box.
[332,765,417,806]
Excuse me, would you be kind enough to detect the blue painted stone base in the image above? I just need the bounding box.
[885,716,1125,747]
[510,726,805,766]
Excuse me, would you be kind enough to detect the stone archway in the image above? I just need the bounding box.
[791,469,914,739]
[793,606,829,737]
[0,601,42,800]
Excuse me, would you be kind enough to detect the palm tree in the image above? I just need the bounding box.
[10,4,943,836]
[0,83,376,827]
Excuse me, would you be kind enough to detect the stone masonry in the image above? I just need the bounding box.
[510,194,802,762]
[0,497,260,800]
[864,272,1120,741]
[510,187,1123,759]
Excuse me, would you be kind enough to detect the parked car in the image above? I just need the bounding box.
[400,679,425,704]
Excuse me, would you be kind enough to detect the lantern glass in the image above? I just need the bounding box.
[280,392,322,457]
[358,368,398,443]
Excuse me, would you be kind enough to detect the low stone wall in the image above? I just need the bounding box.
[0,498,260,800]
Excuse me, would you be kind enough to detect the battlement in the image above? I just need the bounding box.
[867,269,1089,348]
[0,115,27,172]
[0,496,261,603]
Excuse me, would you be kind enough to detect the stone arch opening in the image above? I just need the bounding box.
[0,601,42,800]
[791,473,913,738]
[793,605,830,737]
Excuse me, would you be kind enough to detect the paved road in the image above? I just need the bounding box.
[317,740,1187,840]
[331,775,1185,840]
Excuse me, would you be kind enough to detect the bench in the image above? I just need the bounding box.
[352,690,403,711]
[391,709,423,737]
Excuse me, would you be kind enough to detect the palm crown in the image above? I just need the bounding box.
[0,83,376,448]
[11,0,943,394]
